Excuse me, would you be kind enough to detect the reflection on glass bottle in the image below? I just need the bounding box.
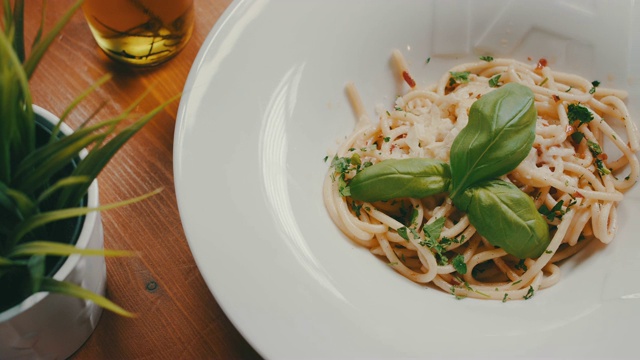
[83,0,194,66]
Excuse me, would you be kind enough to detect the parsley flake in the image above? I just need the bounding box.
[571,131,585,144]
[587,140,603,156]
[489,74,501,88]
[595,159,611,175]
[419,218,448,265]
[589,80,600,94]
[523,286,535,300]
[452,255,467,274]
[567,103,593,126]
[448,71,470,87]
[539,200,566,221]
[515,259,528,272]
[479,55,494,62]
[397,227,410,241]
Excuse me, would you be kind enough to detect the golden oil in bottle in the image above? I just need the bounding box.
[83,0,194,66]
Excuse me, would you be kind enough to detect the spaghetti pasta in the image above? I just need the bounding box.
[323,51,639,300]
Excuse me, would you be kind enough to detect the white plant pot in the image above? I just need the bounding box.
[0,106,106,359]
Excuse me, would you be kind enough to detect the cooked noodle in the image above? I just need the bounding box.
[323,51,640,300]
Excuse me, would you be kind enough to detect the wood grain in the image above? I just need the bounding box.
[18,1,262,358]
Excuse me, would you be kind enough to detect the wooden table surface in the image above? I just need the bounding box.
[21,1,261,358]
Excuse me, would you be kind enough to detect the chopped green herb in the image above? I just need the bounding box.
[425,57,431,64]
[595,159,611,176]
[479,55,494,62]
[567,103,593,126]
[539,200,566,221]
[587,140,603,156]
[544,249,553,254]
[337,176,350,197]
[589,80,600,94]
[539,77,548,87]
[419,217,448,265]
[397,227,410,241]
[571,131,585,144]
[565,86,573,92]
[452,255,467,274]
[351,201,363,217]
[523,286,535,300]
[331,155,351,174]
[410,208,419,226]
[383,136,391,142]
[502,293,509,302]
[448,71,471,87]
[394,106,403,111]
[423,217,445,241]
[440,237,452,247]
[398,226,420,242]
[323,155,329,162]
[515,259,528,272]
[489,74,501,88]
[625,175,631,181]
[511,279,522,286]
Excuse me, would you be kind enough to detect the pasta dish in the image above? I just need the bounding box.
[323,50,639,300]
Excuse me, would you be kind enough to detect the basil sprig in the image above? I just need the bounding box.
[449,83,537,199]
[346,83,550,259]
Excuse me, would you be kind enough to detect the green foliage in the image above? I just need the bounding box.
[349,158,451,202]
[0,0,171,315]
[449,82,537,199]
[454,180,549,259]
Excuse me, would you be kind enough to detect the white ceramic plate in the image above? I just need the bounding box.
[174,1,640,358]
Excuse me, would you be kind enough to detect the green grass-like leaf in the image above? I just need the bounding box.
[23,0,84,79]
[58,95,179,209]
[50,73,112,140]
[10,0,25,62]
[36,176,90,204]
[11,188,162,245]
[40,277,135,317]
[10,241,136,258]
[1,0,172,316]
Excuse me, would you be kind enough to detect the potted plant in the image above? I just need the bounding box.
[0,0,173,357]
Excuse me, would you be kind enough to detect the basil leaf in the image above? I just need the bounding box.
[449,83,537,199]
[453,180,549,259]
[349,158,451,202]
